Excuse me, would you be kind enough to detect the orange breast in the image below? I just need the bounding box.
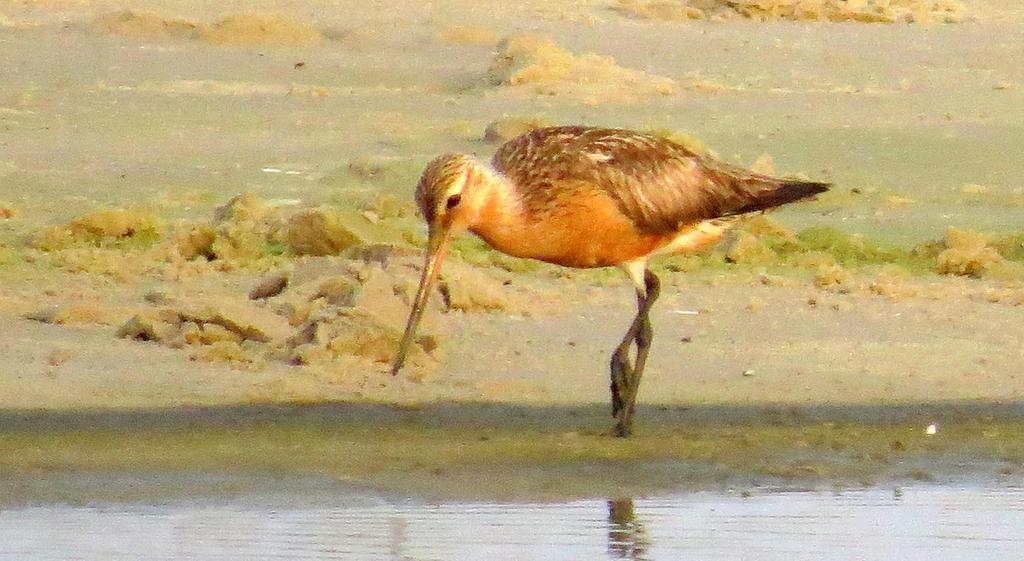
[471,187,681,268]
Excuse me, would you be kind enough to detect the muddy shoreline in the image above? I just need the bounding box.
[3,400,1022,504]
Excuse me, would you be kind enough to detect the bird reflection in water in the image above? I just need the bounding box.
[607,498,650,561]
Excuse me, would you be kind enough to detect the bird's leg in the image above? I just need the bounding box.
[609,325,637,421]
[611,269,661,437]
[609,282,647,419]
[619,270,660,431]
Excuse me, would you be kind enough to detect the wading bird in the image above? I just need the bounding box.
[391,126,829,436]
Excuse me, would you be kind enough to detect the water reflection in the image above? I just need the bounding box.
[2,486,1024,560]
[607,498,649,561]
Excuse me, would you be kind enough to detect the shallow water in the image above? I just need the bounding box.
[3,486,1023,561]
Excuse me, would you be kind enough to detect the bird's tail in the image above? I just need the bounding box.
[729,178,831,216]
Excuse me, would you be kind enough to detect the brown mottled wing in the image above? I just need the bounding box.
[493,126,828,234]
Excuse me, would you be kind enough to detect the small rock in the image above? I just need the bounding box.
[314,276,359,306]
[249,271,290,300]
[742,369,755,377]
[47,348,73,367]
[144,290,174,305]
[116,313,178,343]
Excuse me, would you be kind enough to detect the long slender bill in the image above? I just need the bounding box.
[391,232,449,376]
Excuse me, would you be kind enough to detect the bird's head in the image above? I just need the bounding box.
[391,153,482,375]
[414,152,482,237]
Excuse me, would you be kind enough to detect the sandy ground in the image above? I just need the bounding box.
[1,0,1023,501]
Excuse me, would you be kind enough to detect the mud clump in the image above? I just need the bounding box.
[213,192,274,224]
[32,208,162,251]
[167,194,286,265]
[739,215,795,240]
[117,313,182,343]
[613,0,707,20]
[67,208,161,240]
[88,10,200,41]
[935,228,1004,278]
[87,11,322,45]
[438,261,532,313]
[285,207,406,256]
[276,256,537,366]
[117,296,292,358]
[724,216,798,265]
[868,266,918,300]
[486,34,676,103]
[178,299,293,343]
[813,264,852,290]
[274,259,439,366]
[170,224,218,262]
[612,0,969,23]
[164,194,413,270]
[288,310,420,365]
[726,232,777,266]
[26,301,125,326]
[200,13,322,46]
[483,116,553,143]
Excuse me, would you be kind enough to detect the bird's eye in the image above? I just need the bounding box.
[446,194,462,210]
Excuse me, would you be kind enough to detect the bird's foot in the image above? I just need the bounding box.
[610,421,632,438]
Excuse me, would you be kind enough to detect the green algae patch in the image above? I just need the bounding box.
[717,219,932,274]
[786,227,926,269]
[992,233,1024,262]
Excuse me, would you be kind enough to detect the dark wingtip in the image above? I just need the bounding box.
[732,179,831,215]
[780,179,831,199]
